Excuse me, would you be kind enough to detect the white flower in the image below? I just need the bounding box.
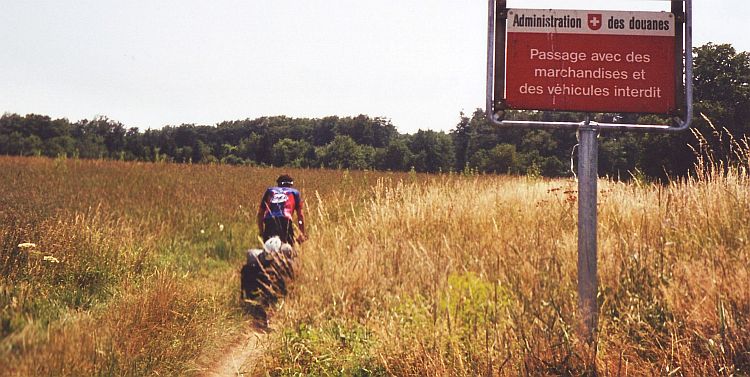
[43,255,60,263]
[219,223,224,232]
[18,243,37,248]
[200,229,205,234]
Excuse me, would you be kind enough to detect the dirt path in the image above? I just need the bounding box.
[202,327,267,377]
[203,243,294,376]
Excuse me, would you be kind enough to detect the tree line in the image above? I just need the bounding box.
[1,43,748,179]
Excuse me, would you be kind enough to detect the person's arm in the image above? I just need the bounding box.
[295,194,307,243]
[297,208,306,239]
[257,191,268,236]
[256,209,264,236]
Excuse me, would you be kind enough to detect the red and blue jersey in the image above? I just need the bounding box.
[260,186,302,220]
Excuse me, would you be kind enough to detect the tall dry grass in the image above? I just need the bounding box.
[1,157,415,375]
[253,135,750,375]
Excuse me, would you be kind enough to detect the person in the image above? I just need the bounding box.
[257,174,306,245]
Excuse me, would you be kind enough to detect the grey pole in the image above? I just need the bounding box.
[577,114,598,341]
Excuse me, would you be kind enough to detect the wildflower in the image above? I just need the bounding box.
[200,229,205,234]
[43,255,60,263]
[219,223,224,232]
[18,243,37,248]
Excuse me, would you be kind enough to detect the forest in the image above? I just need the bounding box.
[1,43,748,179]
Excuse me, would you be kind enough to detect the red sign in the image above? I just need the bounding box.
[505,9,676,113]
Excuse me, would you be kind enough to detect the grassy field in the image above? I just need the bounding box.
[1,150,748,376]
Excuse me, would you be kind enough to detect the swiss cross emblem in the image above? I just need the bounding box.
[588,14,602,30]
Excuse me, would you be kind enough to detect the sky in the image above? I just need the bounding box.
[1,0,747,134]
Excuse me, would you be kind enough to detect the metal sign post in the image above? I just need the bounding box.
[487,0,692,341]
[577,115,598,341]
